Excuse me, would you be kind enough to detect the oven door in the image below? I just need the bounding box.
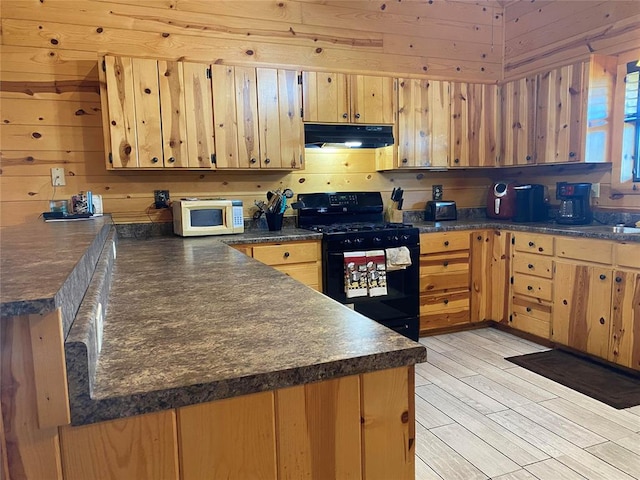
[323,246,420,338]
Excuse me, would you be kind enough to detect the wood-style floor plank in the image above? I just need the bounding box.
[585,442,640,478]
[512,403,607,448]
[415,392,455,429]
[524,458,588,480]
[414,328,640,480]
[417,384,549,466]
[540,397,637,441]
[415,422,488,480]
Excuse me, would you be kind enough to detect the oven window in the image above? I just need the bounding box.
[190,209,223,227]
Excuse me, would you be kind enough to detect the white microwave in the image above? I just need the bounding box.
[173,199,244,236]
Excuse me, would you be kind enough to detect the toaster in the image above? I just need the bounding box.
[424,201,457,221]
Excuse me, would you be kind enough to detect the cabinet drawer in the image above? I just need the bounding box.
[420,251,469,273]
[616,243,640,269]
[420,231,470,254]
[420,290,470,330]
[420,270,469,293]
[252,242,319,265]
[512,253,553,278]
[512,274,553,301]
[273,263,321,288]
[513,233,554,256]
[511,295,552,323]
[556,237,613,264]
[509,312,551,338]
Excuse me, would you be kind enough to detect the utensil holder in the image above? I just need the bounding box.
[265,212,284,231]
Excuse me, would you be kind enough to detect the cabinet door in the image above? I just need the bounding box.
[535,62,585,163]
[104,56,139,168]
[302,71,349,123]
[183,63,216,169]
[553,262,612,358]
[132,58,164,168]
[257,68,304,169]
[397,79,449,168]
[211,65,238,167]
[500,76,536,166]
[450,83,500,167]
[235,67,260,168]
[158,60,188,168]
[350,74,395,124]
[609,270,640,369]
[470,230,510,323]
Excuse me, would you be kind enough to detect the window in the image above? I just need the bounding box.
[623,60,640,182]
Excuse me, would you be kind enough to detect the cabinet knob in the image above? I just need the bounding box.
[599,317,605,325]
[283,252,290,258]
[528,264,534,269]
[355,113,361,119]
[526,307,532,313]
[250,158,257,164]
[527,285,534,291]
[526,155,532,162]
[599,274,606,280]
[477,235,482,241]
[443,299,449,305]
[264,158,271,164]
[443,261,449,267]
[168,157,175,163]
[569,151,576,158]
[151,157,159,163]
[615,276,622,283]
[402,158,408,164]
[342,113,348,119]
[454,158,460,164]
[529,241,534,247]
[444,240,449,247]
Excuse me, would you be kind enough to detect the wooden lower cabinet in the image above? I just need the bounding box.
[609,269,640,369]
[232,240,322,291]
[470,230,510,324]
[552,262,613,358]
[419,231,471,333]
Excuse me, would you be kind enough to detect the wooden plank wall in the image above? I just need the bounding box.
[0,0,638,227]
[503,0,640,79]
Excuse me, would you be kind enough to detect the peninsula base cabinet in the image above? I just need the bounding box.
[2,309,416,480]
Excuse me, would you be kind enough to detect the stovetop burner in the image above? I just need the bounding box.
[305,222,415,234]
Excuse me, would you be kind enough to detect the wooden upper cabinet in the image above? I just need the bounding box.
[450,82,500,168]
[500,76,537,166]
[302,72,395,124]
[396,79,449,168]
[101,56,216,169]
[212,66,303,169]
[534,55,616,164]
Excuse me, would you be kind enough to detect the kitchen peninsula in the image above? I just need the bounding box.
[0,217,426,480]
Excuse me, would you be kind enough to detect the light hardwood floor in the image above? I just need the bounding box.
[415,328,640,480]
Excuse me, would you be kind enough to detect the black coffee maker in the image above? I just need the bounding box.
[513,184,547,222]
[556,182,593,225]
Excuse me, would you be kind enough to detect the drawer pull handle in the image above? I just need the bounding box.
[527,285,533,291]
[599,274,606,280]
[528,264,534,269]
[443,261,449,267]
[599,317,605,325]
[615,276,622,283]
[444,241,449,247]
[528,241,534,247]
[526,307,532,313]
[283,252,290,258]
[443,299,449,305]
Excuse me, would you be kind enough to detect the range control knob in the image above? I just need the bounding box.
[373,236,383,246]
[401,234,411,242]
[343,238,353,248]
[354,237,364,247]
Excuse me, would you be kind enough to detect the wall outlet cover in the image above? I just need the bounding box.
[154,190,170,208]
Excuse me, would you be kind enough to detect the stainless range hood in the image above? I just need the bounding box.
[304,124,394,148]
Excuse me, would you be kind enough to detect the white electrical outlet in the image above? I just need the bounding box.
[591,183,600,198]
[51,167,65,186]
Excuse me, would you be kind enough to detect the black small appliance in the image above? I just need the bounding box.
[513,184,547,222]
[556,182,593,225]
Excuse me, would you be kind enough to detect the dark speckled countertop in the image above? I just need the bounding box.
[0,216,114,334]
[67,236,425,424]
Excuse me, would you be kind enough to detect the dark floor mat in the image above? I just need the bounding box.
[506,349,640,409]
